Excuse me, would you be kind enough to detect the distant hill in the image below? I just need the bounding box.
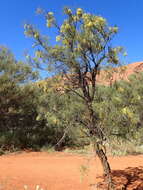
[96,61,143,85]
[37,61,143,92]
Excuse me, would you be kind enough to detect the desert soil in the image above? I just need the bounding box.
[0,151,143,190]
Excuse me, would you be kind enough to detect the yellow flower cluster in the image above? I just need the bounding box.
[62,39,69,45]
[46,12,54,28]
[96,16,106,24]
[60,23,71,33]
[65,23,71,30]
[122,107,133,118]
[83,16,106,29]
[82,13,89,20]
[137,95,141,100]
[118,87,124,92]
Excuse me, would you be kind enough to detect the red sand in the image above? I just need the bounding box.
[0,152,143,190]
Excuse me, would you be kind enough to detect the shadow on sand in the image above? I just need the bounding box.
[95,166,143,190]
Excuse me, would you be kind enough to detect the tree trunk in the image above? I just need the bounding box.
[86,102,114,189]
[94,142,114,190]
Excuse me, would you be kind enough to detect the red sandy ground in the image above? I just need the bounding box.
[0,152,143,190]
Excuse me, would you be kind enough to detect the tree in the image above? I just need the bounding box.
[0,46,40,150]
[24,7,125,189]
[0,46,37,115]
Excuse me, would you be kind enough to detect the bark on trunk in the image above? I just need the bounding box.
[94,142,114,190]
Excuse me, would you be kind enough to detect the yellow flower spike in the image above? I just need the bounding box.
[113,26,118,33]
[48,12,54,16]
[56,35,61,42]
[122,107,128,115]
[34,32,39,38]
[77,8,83,16]
[67,8,72,14]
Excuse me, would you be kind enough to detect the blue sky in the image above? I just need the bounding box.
[0,0,143,64]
